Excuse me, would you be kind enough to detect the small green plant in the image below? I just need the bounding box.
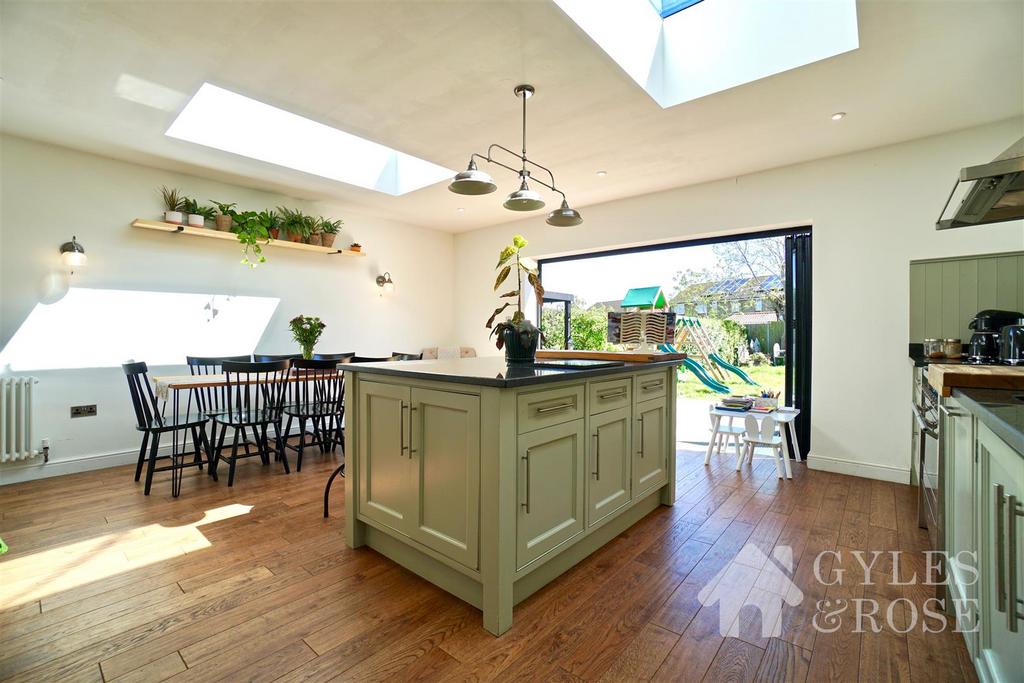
[289,315,326,359]
[319,217,342,234]
[231,210,275,267]
[182,198,216,220]
[160,186,185,212]
[486,234,544,349]
[210,200,236,216]
[276,206,307,240]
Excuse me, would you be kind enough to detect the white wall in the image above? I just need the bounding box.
[453,118,1024,483]
[0,135,455,482]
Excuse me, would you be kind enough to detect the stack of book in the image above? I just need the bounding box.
[718,396,754,412]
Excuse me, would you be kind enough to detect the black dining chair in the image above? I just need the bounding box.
[390,351,423,361]
[187,354,257,456]
[210,360,290,486]
[313,352,355,362]
[123,362,213,497]
[253,353,302,363]
[282,359,345,472]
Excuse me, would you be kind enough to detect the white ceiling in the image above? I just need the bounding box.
[2,0,1022,233]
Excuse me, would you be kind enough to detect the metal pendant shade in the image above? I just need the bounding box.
[503,177,545,211]
[546,199,583,227]
[448,160,497,195]
[447,84,582,227]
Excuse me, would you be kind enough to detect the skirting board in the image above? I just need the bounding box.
[0,425,319,485]
[807,452,911,484]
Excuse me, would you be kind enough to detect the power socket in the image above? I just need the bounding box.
[70,404,97,418]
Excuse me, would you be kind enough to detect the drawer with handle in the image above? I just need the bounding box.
[634,371,668,402]
[588,377,631,415]
[517,384,585,434]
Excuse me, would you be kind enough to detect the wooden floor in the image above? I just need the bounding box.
[0,440,978,682]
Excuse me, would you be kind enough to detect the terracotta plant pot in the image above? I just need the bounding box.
[269,228,280,240]
[164,210,183,225]
[308,233,322,246]
[349,243,362,252]
[321,233,336,248]
[187,213,205,228]
[215,214,232,231]
[290,231,302,243]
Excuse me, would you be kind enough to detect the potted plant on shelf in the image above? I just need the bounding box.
[486,235,544,363]
[349,242,362,253]
[183,198,216,228]
[210,201,236,231]
[319,218,342,248]
[289,315,326,359]
[276,206,305,242]
[231,210,274,267]
[160,186,185,224]
[303,215,320,245]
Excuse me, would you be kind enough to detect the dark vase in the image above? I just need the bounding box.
[502,322,540,364]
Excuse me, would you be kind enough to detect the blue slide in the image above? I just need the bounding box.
[709,352,758,385]
[659,344,730,394]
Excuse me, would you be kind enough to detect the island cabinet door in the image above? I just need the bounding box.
[408,388,481,570]
[977,423,1024,683]
[588,407,632,527]
[633,397,669,498]
[517,420,586,570]
[357,381,414,535]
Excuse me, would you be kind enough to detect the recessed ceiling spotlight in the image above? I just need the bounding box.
[456,207,465,213]
[831,112,846,121]
[596,170,608,177]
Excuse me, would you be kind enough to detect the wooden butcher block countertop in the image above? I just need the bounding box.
[927,364,1024,396]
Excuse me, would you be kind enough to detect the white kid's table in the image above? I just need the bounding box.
[704,407,802,479]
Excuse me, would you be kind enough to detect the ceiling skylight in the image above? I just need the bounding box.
[166,83,453,196]
[555,0,859,109]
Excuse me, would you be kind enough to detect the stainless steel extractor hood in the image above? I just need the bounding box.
[936,137,1024,230]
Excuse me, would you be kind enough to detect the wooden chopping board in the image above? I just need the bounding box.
[535,349,687,363]
[927,364,1024,396]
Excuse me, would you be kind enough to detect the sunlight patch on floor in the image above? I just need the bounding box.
[0,504,252,609]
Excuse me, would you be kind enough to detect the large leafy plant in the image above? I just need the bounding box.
[486,235,544,349]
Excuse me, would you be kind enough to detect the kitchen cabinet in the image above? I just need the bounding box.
[516,420,586,569]
[587,407,632,527]
[356,381,481,570]
[942,396,978,653]
[634,398,669,497]
[976,422,1024,683]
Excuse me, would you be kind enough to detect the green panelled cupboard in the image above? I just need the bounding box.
[344,359,680,635]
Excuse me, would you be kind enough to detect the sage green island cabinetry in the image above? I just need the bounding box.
[342,357,682,635]
[942,389,1024,682]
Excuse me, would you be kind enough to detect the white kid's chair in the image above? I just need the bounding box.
[740,414,791,479]
[710,409,744,463]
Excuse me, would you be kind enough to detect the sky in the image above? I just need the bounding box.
[540,243,719,305]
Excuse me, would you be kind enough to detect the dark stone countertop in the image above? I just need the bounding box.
[908,343,965,368]
[953,387,1024,456]
[339,356,685,388]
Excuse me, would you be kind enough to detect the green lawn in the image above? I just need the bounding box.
[677,363,784,400]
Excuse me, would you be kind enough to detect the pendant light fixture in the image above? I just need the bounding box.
[448,84,583,227]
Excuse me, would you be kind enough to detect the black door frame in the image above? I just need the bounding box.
[537,225,813,457]
[539,290,575,349]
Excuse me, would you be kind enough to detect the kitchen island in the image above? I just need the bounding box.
[340,356,683,635]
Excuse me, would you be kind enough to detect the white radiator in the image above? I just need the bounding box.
[1,377,38,462]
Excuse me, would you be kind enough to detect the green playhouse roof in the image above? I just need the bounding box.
[621,286,667,309]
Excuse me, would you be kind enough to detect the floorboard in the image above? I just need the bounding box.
[0,441,977,681]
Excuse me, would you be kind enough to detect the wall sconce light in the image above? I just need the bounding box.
[375,272,395,295]
[59,236,87,273]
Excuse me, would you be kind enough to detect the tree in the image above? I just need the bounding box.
[710,237,786,322]
[541,301,613,351]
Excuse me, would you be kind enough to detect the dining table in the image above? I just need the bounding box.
[704,406,802,479]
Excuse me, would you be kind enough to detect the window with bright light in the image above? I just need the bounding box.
[0,288,279,371]
[166,83,453,196]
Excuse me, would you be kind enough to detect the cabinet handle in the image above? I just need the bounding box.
[537,401,574,414]
[637,415,645,456]
[996,484,1007,613]
[400,402,409,456]
[409,405,418,455]
[641,381,663,391]
[1009,494,1021,633]
[593,433,600,480]
[598,389,626,400]
[521,449,531,514]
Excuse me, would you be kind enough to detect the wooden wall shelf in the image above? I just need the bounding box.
[131,219,365,257]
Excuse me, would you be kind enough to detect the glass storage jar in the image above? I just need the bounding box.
[942,339,962,359]
[924,338,945,359]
